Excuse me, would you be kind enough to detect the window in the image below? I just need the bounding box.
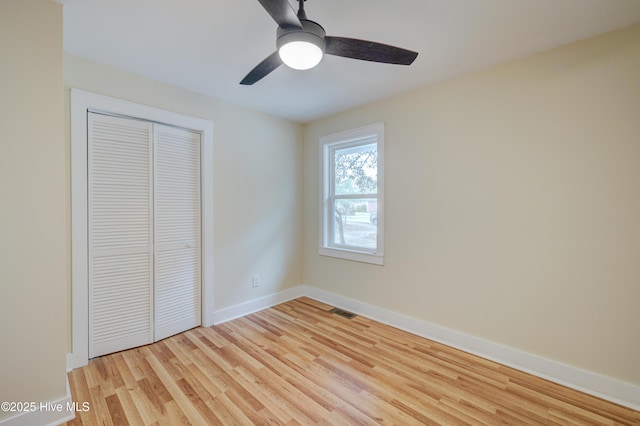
[319,123,384,265]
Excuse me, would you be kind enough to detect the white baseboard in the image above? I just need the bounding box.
[64,283,640,412]
[0,377,75,426]
[302,285,640,412]
[212,286,307,325]
[66,350,87,372]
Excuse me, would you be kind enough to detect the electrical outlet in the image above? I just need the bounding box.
[252,275,260,287]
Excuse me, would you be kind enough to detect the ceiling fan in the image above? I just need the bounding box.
[240,0,419,85]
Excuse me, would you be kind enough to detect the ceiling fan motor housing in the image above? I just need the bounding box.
[276,19,326,52]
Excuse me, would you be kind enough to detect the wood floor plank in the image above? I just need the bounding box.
[67,369,99,426]
[88,385,115,426]
[104,393,129,426]
[145,353,213,425]
[113,387,146,426]
[63,297,640,425]
[231,364,298,424]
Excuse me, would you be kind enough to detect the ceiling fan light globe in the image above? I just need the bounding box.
[279,41,323,70]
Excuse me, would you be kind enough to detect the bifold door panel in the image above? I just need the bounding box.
[88,113,201,358]
[154,124,201,341]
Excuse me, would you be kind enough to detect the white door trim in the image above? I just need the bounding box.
[68,89,214,370]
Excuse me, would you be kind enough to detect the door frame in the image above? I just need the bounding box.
[68,89,214,370]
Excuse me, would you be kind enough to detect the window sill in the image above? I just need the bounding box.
[319,247,384,265]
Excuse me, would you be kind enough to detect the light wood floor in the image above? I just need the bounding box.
[64,297,640,425]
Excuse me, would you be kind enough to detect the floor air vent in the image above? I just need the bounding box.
[329,308,357,319]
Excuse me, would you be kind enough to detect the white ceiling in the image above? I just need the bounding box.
[62,0,640,123]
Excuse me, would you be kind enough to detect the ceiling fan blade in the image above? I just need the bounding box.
[325,36,418,65]
[240,51,283,85]
[257,0,302,29]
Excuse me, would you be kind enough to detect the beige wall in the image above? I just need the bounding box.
[64,54,303,318]
[2,0,637,414]
[0,0,68,416]
[303,24,640,385]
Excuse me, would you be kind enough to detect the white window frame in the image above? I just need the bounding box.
[319,123,384,265]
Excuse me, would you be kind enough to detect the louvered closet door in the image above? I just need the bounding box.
[153,124,201,341]
[88,113,154,358]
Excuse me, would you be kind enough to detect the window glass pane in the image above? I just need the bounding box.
[320,122,383,264]
[334,143,377,195]
[331,198,377,250]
